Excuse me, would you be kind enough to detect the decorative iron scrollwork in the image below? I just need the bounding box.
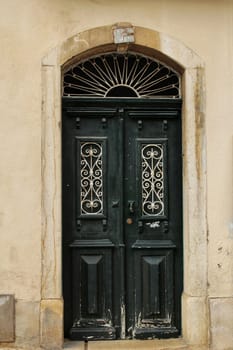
[80,142,103,215]
[142,144,164,216]
[63,52,181,98]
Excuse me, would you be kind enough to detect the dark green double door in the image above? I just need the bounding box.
[62,98,182,340]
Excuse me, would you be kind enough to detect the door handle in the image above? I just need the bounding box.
[128,200,135,214]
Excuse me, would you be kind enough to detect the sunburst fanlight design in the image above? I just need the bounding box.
[63,52,181,98]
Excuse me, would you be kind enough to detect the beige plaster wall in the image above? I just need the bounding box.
[0,0,232,349]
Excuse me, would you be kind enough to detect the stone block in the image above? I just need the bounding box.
[15,300,40,347]
[40,299,63,350]
[87,339,188,350]
[182,293,208,345]
[0,294,14,342]
[210,297,233,350]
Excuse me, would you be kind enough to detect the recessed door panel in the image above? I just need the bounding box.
[133,248,177,338]
[62,99,182,340]
[70,248,115,340]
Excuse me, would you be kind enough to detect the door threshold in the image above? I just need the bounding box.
[64,338,193,350]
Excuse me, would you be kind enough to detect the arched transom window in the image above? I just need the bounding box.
[63,52,181,98]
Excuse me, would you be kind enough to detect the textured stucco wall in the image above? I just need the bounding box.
[0,1,232,349]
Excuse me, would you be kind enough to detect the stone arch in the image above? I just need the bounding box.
[41,24,207,348]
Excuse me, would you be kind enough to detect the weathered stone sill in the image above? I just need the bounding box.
[64,339,208,350]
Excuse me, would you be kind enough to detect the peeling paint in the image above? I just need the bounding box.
[146,221,160,228]
[120,301,126,339]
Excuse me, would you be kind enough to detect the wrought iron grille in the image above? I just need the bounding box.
[63,52,181,98]
[80,142,103,215]
[142,144,164,216]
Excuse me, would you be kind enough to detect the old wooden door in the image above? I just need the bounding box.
[62,98,182,340]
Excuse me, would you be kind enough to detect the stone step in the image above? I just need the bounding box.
[64,339,207,350]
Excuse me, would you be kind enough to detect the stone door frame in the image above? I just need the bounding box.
[41,24,207,348]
